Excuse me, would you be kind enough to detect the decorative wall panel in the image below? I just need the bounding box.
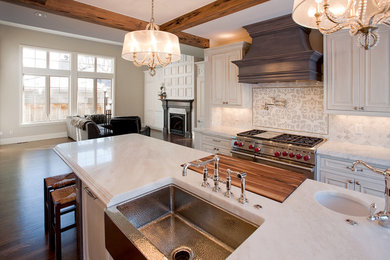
[164,55,194,99]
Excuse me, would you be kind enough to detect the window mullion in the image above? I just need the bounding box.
[46,76,50,120]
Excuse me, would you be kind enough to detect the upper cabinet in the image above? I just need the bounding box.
[325,26,390,115]
[205,42,249,106]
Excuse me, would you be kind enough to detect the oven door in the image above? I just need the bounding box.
[231,150,315,179]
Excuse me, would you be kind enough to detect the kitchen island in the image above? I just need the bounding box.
[54,134,390,260]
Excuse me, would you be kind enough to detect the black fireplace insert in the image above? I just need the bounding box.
[169,113,185,136]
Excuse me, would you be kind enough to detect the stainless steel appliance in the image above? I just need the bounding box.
[231,129,326,179]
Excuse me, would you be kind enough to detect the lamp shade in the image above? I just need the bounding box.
[122,29,181,64]
[292,0,319,29]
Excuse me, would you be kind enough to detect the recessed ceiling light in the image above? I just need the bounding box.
[34,11,47,18]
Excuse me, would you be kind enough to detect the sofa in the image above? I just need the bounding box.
[66,115,113,141]
[66,115,150,141]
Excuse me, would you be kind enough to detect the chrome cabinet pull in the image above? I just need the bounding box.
[84,187,97,200]
[355,181,361,186]
[359,107,365,111]
[353,107,358,110]
[347,180,354,184]
[346,166,363,172]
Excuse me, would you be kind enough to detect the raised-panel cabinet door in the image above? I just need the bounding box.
[226,50,242,106]
[325,31,360,111]
[196,62,206,128]
[354,178,385,198]
[362,26,390,113]
[321,171,354,190]
[211,53,227,105]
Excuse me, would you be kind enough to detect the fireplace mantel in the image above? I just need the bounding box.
[161,99,194,138]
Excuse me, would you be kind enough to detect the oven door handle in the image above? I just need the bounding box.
[254,155,315,173]
[231,150,255,159]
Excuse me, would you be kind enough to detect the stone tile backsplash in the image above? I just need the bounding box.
[252,87,328,135]
[329,115,390,148]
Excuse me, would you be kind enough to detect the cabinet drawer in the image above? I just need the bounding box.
[320,157,385,182]
[202,144,231,156]
[202,135,232,149]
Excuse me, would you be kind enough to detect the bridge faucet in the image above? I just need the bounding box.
[182,155,220,191]
[351,160,390,228]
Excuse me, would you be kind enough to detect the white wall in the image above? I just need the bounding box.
[0,24,145,144]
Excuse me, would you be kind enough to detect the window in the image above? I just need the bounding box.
[21,46,115,124]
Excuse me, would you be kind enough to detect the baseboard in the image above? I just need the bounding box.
[0,132,68,145]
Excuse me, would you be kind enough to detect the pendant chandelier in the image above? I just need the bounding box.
[292,0,390,50]
[121,0,181,76]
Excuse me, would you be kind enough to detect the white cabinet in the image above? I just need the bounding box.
[194,131,232,156]
[318,155,385,197]
[325,26,390,115]
[195,62,206,128]
[82,183,112,260]
[144,69,164,130]
[205,42,249,106]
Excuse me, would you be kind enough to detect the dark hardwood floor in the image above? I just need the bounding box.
[0,131,192,259]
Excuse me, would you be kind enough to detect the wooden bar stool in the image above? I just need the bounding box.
[44,172,76,232]
[49,185,77,260]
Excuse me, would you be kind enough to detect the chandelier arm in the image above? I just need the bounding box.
[322,0,358,25]
[369,4,390,25]
[317,22,354,35]
[156,53,172,67]
[132,53,148,67]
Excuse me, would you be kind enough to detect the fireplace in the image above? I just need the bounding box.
[161,99,194,138]
[169,113,185,136]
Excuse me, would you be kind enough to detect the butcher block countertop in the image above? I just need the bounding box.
[185,154,306,202]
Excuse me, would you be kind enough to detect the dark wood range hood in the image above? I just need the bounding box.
[232,14,323,84]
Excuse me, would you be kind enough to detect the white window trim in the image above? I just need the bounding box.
[19,45,116,126]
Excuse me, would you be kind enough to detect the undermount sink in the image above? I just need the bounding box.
[105,184,261,260]
[315,191,370,217]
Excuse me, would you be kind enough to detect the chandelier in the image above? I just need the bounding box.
[122,0,181,76]
[292,0,390,50]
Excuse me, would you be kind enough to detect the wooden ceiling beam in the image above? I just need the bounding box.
[160,0,269,33]
[1,0,209,48]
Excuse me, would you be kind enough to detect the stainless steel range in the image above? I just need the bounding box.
[231,129,326,179]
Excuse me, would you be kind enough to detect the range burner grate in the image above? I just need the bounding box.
[237,129,267,137]
[271,134,323,148]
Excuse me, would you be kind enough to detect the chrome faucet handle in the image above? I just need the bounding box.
[224,169,234,198]
[368,203,377,221]
[237,172,249,204]
[228,170,249,204]
[201,166,210,188]
[212,155,221,192]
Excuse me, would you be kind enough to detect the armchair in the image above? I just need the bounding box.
[110,116,150,136]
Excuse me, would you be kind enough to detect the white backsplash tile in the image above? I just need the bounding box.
[252,87,328,135]
[329,115,390,148]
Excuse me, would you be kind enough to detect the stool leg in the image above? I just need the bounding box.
[44,180,48,232]
[55,204,62,260]
[48,195,55,250]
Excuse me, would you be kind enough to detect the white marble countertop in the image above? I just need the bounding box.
[194,126,243,138]
[54,134,390,259]
[317,141,390,166]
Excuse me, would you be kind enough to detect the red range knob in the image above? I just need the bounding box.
[304,155,310,161]
[239,142,244,147]
[254,147,260,153]
[249,144,254,149]
[282,151,288,156]
[289,152,295,158]
[296,154,302,160]
[274,151,280,157]
[234,141,238,146]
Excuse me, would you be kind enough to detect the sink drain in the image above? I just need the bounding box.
[171,246,194,260]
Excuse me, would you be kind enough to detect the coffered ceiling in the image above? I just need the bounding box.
[0,0,294,48]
